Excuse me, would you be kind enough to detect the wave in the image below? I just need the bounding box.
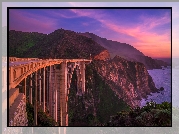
[141,68,171,107]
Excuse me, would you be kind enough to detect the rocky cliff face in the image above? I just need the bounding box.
[94,50,110,60]
[94,56,158,107]
[68,62,130,126]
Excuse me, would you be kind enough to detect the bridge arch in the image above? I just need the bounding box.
[9,60,62,89]
[9,58,91,126]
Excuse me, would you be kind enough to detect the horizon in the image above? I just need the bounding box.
[9,8,171,59]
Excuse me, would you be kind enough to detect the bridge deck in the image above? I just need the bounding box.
[9,59,91,67]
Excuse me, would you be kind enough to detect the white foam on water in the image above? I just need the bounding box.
[140,67,172,107]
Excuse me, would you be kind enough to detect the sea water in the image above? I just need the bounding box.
[140,67,171,107]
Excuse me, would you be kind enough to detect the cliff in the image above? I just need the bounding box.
[94,50,110,60]
[94,56,158,107]
[8,28,170,127]
[68,62,130,126]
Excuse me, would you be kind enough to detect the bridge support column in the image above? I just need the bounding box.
[80,61,85,94]
[39,69,42,106]
[49,65,53,118]
[54,65,58,122]
[46,67,49,110]
[24,78,26,98]
[59,61,68,126]
[43,67,46,112]
[34,71,38,126]
[29,74,33,104]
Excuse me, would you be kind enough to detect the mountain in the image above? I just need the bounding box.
[154,58,171,65]
[9,29,160,124]
[79,32,170,69]
[9,29,109,59]
[9,29,159,107]
[79,32,144,59]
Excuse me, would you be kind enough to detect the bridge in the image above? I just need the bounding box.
[8,57,91,127]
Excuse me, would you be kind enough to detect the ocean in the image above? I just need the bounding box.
[140,67,172,107]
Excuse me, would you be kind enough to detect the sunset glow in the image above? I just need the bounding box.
[9,8,171,58]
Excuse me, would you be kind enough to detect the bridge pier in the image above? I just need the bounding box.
[43,67,46,112]
[76,65,82,96]
[54,65,58,122]
[49,65,52,117]
[38,69,42,106]
[9,57,91,127]
[59,61,68,126]
[48,65,58,122]
[29,74,33,104]
[24,78,26,98]
[34,71,38,126]
[46,67,49,111]
[80,61,85,94]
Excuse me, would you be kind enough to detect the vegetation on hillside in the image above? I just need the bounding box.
[68,62,130,126]
[9,29,172,127]
[26,102,58,126]
[107,101,171,126]
[9,29,106,59]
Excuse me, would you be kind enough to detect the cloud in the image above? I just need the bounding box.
[140,12,171,29]
[70,9,104,20]
[8,8,171,58]
[43,9,79,19]
[82,22,89,26]
[69,9,171,58]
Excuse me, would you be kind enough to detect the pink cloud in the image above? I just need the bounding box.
[106,22,171,58]
[70,9,171,58]
[9,9,171,58]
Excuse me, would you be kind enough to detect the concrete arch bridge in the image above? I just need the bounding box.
[9,57,91,127]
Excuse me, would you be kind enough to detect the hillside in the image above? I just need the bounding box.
[68,62,130,126]
[9,29,108,59]
[108,101,171,126]
[94,56,158,107]
[79,32,170,69]
[79,32,145,58]
[8,28,163,126]
[9,29,160,107]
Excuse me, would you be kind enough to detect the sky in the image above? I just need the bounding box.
[8,7,171,58]
[2,2,179,134]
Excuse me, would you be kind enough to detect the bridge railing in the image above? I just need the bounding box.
[9,57,40,62]
[9,59,63,89]
[9,58,92,89]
